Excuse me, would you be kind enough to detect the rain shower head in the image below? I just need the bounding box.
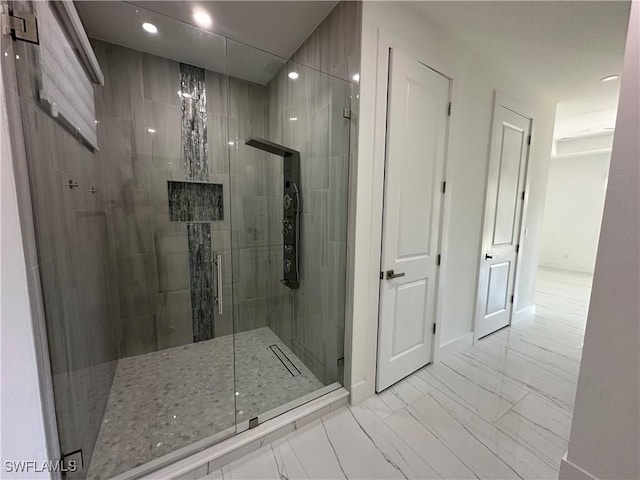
[245,137,299,158]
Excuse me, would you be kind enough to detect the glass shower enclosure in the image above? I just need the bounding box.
[10,1,352,478]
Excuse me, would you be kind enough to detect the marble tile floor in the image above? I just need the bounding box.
[201,268,590,480]
[88,327,323,479]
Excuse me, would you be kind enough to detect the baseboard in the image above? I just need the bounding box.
[513,305,536,324]
[349,379,374,404]
[538,263,595,275]
[559,453,599,480]
[439,332,474,358]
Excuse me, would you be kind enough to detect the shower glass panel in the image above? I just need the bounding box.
[11,1,350,478]
[227,40,350,431]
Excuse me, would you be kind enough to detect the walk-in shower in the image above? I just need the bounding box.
[8,0,358,478]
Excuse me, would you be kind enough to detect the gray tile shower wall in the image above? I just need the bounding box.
[264,1,362,384]
[11,4,122,470]
[92,40,275,352]
[227,76,274,334]
[290,1,362,84]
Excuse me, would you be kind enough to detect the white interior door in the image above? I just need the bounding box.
[476,101,531,339]
[376,48,449,392]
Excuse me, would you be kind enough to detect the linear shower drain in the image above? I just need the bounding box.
[269,344,301,377]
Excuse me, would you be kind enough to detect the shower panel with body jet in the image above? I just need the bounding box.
[245,137,301,289]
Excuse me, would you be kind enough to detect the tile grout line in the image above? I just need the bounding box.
[492,392,528,425]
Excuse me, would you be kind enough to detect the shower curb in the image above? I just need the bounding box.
[131,387,349,480]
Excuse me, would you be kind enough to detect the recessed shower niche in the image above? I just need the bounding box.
[167,181,224,222]
[12,0,357,478]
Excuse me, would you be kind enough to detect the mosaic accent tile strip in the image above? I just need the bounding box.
[168,181,223,222]
[180,63,208,182]
[180,63,215,342]
[188,223,215,342]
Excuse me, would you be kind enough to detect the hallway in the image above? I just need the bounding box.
[201,268,590,479]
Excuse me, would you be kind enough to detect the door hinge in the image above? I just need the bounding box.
[433,323,437,334]
[379,271,383,280]
[527,135,532,145]
[61,449,84,473]
[447,102,452,116]
[441,181,447,194]
[510,295,514,304]
[1,5,39,44]
[343,108,352,119]
[521,191,525,201]
[516,244,520,253]
[436,254,441,266]
[337,357,344,367]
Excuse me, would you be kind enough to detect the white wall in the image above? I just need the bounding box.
[348,1,555,402]
[559,2,639,478]
[0,47,52,478]
[539,139,611,274]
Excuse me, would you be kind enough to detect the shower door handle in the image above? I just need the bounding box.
[215,253,223,315]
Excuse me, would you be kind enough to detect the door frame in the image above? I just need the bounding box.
[472,91,534,344]
[1,16,63,469]
[372,31,454,387]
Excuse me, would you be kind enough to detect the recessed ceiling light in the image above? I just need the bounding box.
[600,75,619,82]
[193,11,213,28]
[147,128,156,133]
[288,71,299,80]
[289,117,298,121]
[228,141,235,146]
[352,73,360,82]
[142,22,158,34]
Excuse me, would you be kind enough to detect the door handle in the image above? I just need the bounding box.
[386,270,406,280]
[215,253,223,315]
[485,254,494,260]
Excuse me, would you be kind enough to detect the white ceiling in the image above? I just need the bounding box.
[77,1,630,139]
[75,1,337,85]
[406,1,631,140]
[129,1,338,59]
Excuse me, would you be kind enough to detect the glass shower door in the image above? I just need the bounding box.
[226,40,351,431]
[14,0,351,476]
[16,1,241,477]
